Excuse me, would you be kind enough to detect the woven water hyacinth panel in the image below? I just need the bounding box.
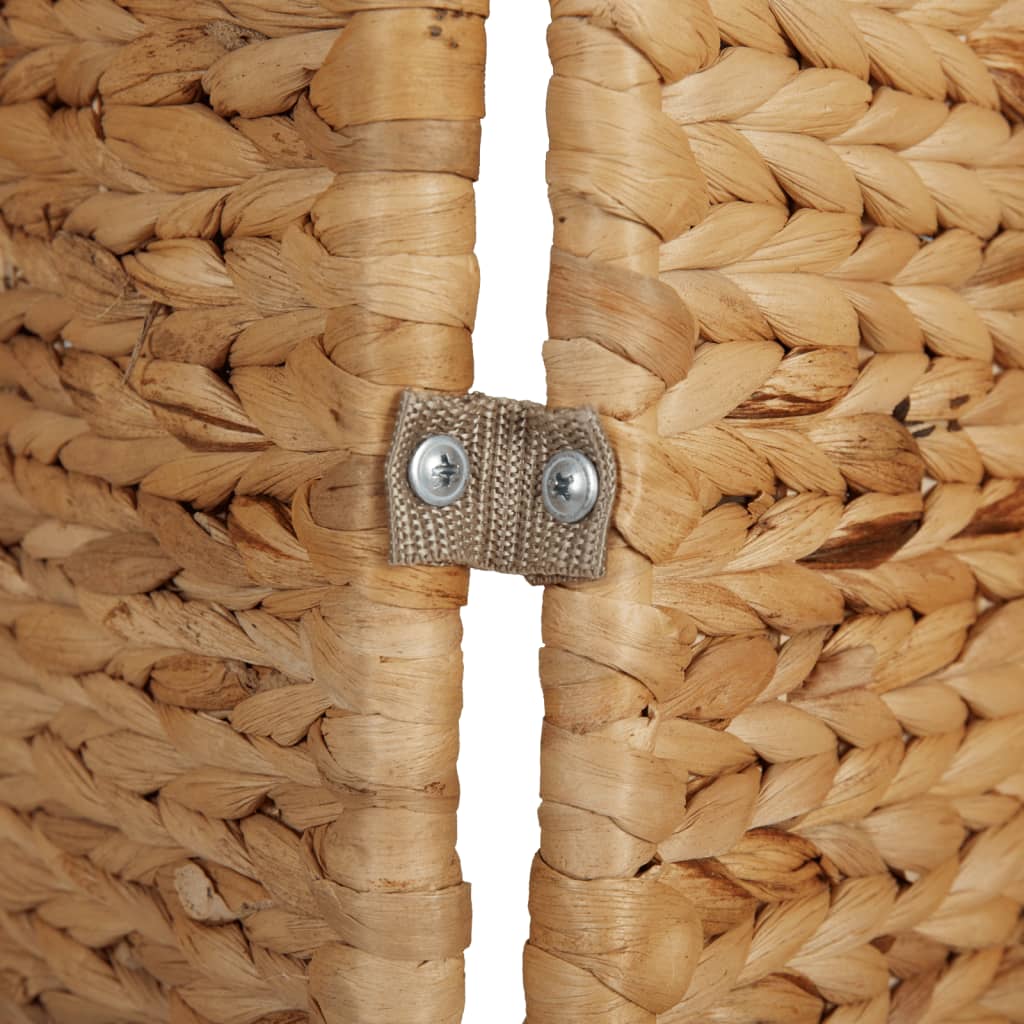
[534,1,1024,1022]
[0,2,484,1022]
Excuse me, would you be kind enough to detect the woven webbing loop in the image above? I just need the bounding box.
[385,389,617,583]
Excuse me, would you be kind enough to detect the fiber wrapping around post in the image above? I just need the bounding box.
[534,0,1024,1022]
[533,1,716,1018]
[0,1,484,1022]
[298,11,483,1018]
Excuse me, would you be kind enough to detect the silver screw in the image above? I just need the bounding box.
[408,434,470,506]
[542,449,599,524]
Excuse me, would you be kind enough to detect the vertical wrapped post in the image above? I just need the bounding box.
[298,4,487,1022]
[530,2,718,1019]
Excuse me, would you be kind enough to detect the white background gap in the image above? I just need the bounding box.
[459,3,551,1020]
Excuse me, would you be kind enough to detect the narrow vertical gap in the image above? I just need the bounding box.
[460,4,550,1020]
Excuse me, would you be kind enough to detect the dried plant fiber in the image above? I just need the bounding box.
[533,0,1024,1022]
[0,1,485,1022]
[2,0,1024,1021]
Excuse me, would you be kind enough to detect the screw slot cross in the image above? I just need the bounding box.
[541,449,598,524]
[431,452,461,490]
[552,471,575,502]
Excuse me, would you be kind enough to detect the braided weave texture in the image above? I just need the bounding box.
[534,1,1024,1022]
[0,1,485,1021]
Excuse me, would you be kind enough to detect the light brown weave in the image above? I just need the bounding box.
[0,2,485,1022]
[532,1,1024,1022]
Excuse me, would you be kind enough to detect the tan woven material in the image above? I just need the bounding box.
[386,389,617,582]
[0,2,485,1022]
[3,0,1024,1020]
[532,1,1024,1022]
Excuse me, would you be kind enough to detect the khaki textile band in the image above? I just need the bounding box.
[386,390,616,583]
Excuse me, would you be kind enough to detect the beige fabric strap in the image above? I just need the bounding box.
[386,390,616,583]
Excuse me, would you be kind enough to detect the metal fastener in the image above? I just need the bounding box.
[542,449,599,524]
[408,434,470,506]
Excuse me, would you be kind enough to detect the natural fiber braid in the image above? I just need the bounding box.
[291,8,483,1017]
[531,1,718,1019]
[1,1,484,1021]
[534,0,1024,1022]
[0,533,329,1024]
